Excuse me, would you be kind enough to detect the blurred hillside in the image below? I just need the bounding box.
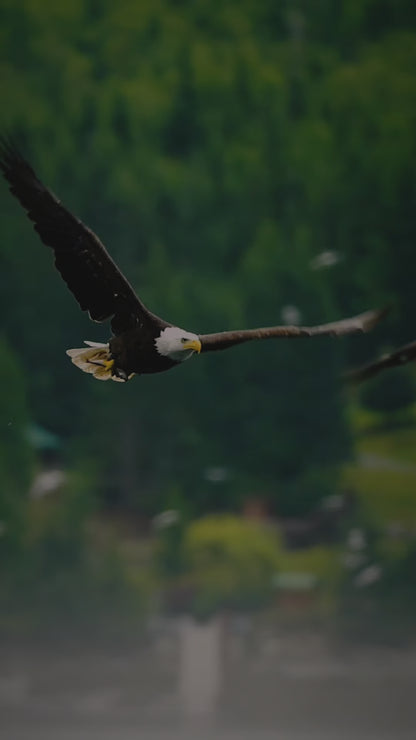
[0,0,416,641]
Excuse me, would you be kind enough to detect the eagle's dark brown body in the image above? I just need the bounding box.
[110,326,177,376]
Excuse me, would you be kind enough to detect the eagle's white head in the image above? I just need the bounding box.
[155,326,201,362]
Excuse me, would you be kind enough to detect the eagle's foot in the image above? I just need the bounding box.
[101,359,114,371]
[100,358,130,382]
[113,366,129,381]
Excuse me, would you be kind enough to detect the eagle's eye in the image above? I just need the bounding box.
[181,337,188,343]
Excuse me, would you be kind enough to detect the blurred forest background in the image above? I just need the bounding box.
[0,0,416,643]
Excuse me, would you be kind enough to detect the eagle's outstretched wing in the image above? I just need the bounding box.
[199,307,388,352]
[0,138,166,335]
[345,339,416,383]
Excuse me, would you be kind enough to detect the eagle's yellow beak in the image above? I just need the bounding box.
[183,339,201,354]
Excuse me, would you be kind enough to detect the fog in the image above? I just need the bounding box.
[2,620,415,740]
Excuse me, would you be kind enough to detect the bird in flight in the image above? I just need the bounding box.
[0,138,386,382]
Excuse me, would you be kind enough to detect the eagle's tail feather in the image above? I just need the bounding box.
[66,342,124,382]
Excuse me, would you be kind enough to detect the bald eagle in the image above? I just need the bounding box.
[0,139,385,382]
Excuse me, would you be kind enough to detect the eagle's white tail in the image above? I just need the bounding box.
[66,341,124,382]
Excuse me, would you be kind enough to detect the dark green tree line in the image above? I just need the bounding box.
[0,0,415,518]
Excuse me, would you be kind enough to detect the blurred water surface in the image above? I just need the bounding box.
[1,630,415,740]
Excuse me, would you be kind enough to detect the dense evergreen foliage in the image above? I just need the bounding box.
[1,0,415,521]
